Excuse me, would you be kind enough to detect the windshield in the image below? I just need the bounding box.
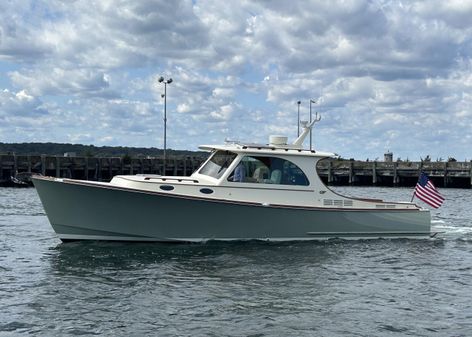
[198,150,237,179]
[227,155,310,185]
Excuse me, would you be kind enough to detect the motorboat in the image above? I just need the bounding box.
[33,121,431,242]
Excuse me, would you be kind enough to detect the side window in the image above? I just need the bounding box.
[227,156,309,186]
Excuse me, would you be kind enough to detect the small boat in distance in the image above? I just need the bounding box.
[0,173,32,188]
[33,121,431,242]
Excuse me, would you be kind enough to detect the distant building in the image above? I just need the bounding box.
[384,151,393,162]
[64,152,76,157]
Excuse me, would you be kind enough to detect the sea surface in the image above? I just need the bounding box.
[0,186,471,337]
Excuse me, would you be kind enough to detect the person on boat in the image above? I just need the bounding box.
[233,162,246,182]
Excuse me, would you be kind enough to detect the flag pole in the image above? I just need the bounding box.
[411,169,422,203]
[411,171,420,203]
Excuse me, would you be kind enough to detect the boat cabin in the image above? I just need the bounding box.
[192,143,336,189]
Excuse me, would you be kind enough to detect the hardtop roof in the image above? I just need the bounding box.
[198,143,337,158]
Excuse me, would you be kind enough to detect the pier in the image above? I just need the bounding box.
[0,154,206,185]
[1,153,471,188]
[316,159,471,188]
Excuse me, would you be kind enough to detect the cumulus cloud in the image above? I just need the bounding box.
[0,0,471,159]
[0,89,47,116]
[1,0,210,67]
[9,68,115,97]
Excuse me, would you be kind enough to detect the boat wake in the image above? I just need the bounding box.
[431,223,472,241]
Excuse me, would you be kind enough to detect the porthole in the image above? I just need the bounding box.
[200,188,214,194]
[160,185,174,191]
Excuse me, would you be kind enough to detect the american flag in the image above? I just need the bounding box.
[413,172,444,208]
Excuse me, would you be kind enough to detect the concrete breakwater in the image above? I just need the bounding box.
[1,153,471,188]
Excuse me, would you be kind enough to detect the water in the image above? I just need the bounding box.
[0,187,471,336]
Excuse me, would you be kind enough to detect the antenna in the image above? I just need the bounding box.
[297,101,301,137]
[292,116,321,149]
[309,99,319,150]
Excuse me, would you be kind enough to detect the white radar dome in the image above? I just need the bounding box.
[269,135,288,146]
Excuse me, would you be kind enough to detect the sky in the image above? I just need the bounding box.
[1,0,472,161]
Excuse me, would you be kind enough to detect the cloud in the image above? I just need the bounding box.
[9,68,116,97]
[0,89,47,116]
[1,0,210,67]
[0,0,471,160]
[0,2,51,61]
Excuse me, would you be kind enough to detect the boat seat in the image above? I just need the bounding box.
[253,166,269,182]
[270,169,282,184]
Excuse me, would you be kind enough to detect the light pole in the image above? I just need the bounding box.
[297,101,301,137]
[158,76,173,173]
[309,99,316,150]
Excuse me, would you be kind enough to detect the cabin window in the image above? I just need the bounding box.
[198,151,237,179]
[227,156,309,186]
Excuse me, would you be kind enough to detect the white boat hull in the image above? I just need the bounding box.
[33,176,431,242]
